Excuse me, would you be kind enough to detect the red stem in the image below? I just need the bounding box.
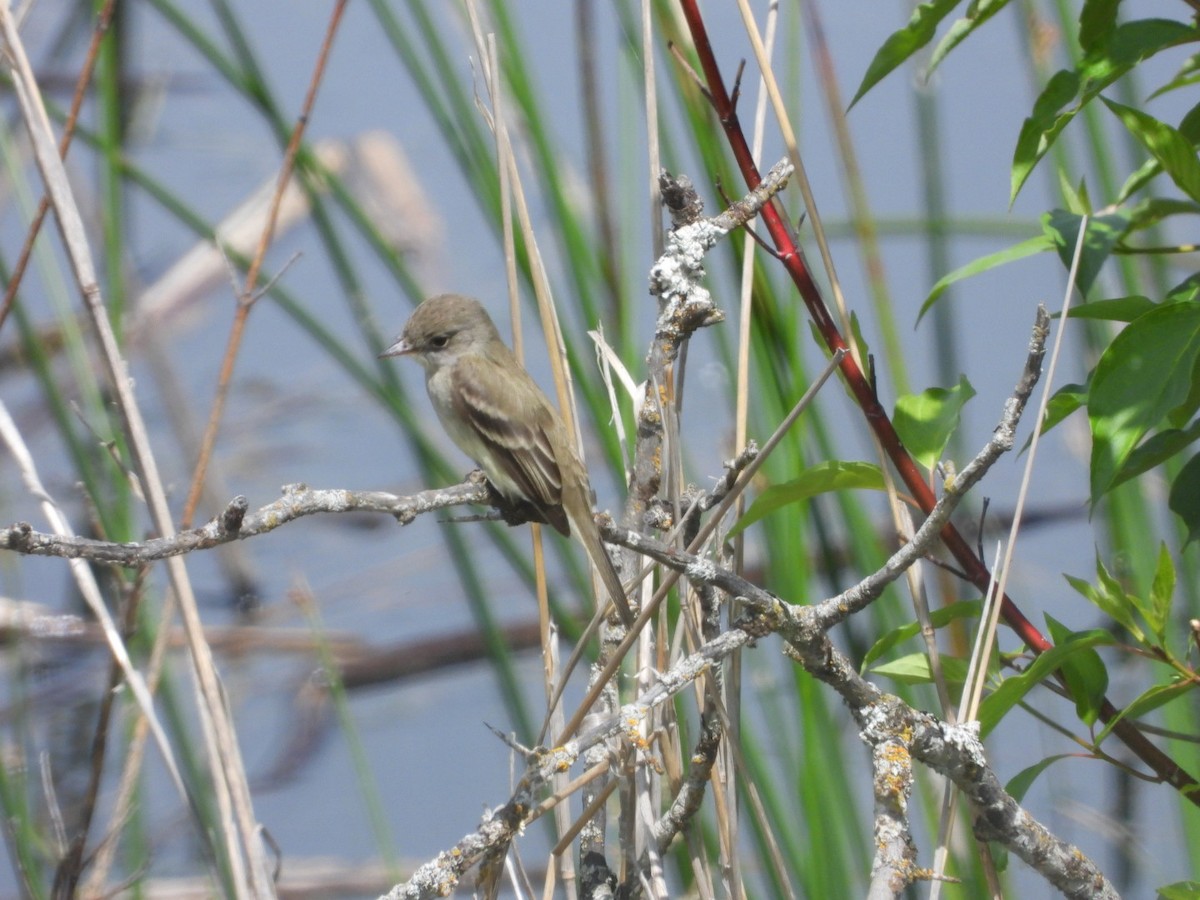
[676,0,1197,803]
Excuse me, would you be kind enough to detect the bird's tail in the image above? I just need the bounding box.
[571,509,635,627]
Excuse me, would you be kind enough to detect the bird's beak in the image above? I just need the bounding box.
[378,336,412,359]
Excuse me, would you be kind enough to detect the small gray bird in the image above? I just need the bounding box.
[381,293,633,625]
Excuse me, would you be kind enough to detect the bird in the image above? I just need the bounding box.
[380,293,634,626]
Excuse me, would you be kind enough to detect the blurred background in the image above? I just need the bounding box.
[0,1,1195,897]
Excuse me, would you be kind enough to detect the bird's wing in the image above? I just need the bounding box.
[451,356,570,535]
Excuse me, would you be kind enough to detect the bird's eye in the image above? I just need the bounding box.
[429,334,450,349]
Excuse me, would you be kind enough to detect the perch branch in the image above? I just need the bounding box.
[0,480,491,566]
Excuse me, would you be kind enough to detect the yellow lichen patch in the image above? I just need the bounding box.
[881,741,910,767]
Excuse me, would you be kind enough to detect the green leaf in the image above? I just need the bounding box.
[1123,197,1200,231]
[870,652,968,686]
[1181,101,1200,142]
[1078,0,1120,51]
[893,376,976,472]
[1169,451,1200,544]
[919,233,1053,322]
[1166,272,1200,304]
[1147,542,1176,644]
[927,0,1013,74]
[1042,209,1132,295]
[1006,754,1074,803]
[1148,51,1200,99]
[1102,97,1200,202]
[1062,296,1156,323]
[849,310,872,368]
[851,0,962,107]
[1156,879,1200,900]
[1168,366,1200,430]
[1117,156,1170,202]
[1011,19,1199,201]
[1079,18,1198,90]
[1088,301,1200,502]
[861,600,983,670]
[1057,170,1092,214]
[1095,678,1194,747]
[1012,69,1084,203]
[1066,555,1147,641]
[1033,382,1088,443]
[978,628,1115,737]
[1045,614,1108,726]
[1111,419,1200,490]
[1115,107,1200,199]
[730,461,885,537]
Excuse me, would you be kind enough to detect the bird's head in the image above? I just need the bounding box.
[379,293,501,370]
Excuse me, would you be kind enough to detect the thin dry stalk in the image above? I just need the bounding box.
[803,0,897,375]
[475,18,577,891]
[733,0,856,358]
[550,777,621,857]
[643,0,664,259]
[576,0,621,304]
[459,6,587,474]
[0,0,116,335]
[806,0,959,729]
[634,3,667,886]
[180,0,349,529]
[961,219,1085,717]
[929,216,1087,897]
[463,11,626,880]
[84,600,203,895]
[0,401,196,852]
[51,567,147,896]
[696,680,797,900]
[930,542,1006,900]
[736,7,954,746]
[554,347,845,748]
[0,5,271,893]
[727,5,777,897]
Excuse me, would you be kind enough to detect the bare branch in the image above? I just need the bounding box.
[377,577,1116,899]
[811,305,1050,630]
[867,737,922,897]
[0,480,492,566]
